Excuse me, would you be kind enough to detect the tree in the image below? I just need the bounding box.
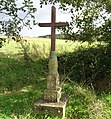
[0,0,37,48]
[0,0,37,36]
[40,0,111,43]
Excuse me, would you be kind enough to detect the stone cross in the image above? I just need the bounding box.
[39,6,68,103]
[35,6,69,119]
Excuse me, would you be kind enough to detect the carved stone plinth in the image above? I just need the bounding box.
[47,73,59,90]
[44,87,61,102]
[33,100,67,119]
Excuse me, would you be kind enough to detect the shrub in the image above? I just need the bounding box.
[58,43,111,86]
[0,38,6,48]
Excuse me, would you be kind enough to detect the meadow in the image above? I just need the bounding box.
[0,37,111,119]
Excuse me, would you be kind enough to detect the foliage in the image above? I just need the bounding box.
[0,38,6,48]
[99,20,111,43]
[19,39,33,64]
[58,42,111,92]
[0,57,47,92]
[0,0,37,48]
[0,0,37,36]
[63,83,111,119]
[40,0,111,42]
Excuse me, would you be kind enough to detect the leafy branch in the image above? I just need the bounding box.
[0,0,37,36]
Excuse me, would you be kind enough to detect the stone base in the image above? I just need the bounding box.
[33,100,67,119]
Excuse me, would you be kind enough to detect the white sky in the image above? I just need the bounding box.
[20,0,71,37]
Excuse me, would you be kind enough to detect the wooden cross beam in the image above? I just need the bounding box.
[38,6,69,51]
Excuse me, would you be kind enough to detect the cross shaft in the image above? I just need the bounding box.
[38,6,68,51]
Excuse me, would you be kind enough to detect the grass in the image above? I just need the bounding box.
[0,37,111,119]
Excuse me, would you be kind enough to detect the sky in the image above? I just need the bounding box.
[20,0,71,37]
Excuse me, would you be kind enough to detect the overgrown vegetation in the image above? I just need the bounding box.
[0,38,111,119]
[58,42,111,92]
[0,38,6,48]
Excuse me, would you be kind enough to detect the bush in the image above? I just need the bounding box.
[58,43,111,86]
[0,38,6,48]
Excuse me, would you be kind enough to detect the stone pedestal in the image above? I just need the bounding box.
[33,100,67,119]
[43,51,61,102]
[34,51,67,118]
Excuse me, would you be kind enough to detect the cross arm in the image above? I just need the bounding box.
[38,23,51,27]
[38,22,69,27]
[56,22,69,27]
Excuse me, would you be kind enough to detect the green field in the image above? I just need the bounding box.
[0,37,111,119]
[0,37,82,54]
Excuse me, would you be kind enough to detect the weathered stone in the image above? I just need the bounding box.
[44,87,61,102]
[48,56,58,74]
[48,54,60,89]
[33,100,67,119]
[43,52,61,103]
[47,73,59,90]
